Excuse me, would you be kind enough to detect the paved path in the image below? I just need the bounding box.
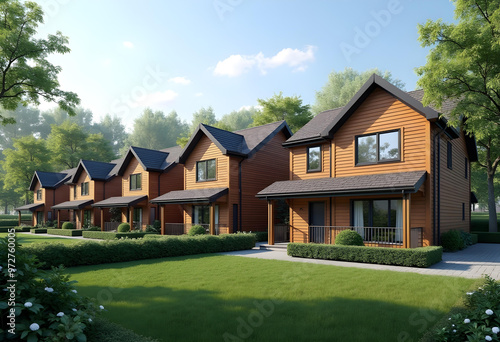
[221,243,500,280]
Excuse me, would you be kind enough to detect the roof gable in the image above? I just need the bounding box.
[68,160,117,184]
[117,146,176,175]
[29,171,72,191]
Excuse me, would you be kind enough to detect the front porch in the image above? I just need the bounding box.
[14,203,44,226]
[92,195,148,231]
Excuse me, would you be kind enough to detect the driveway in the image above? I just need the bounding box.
[221,243,500,280]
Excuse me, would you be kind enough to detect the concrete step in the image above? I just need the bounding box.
[259,243,288,251]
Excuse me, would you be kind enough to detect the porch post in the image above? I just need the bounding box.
[57,210,60,228]
[18,211,21,226]
[32,212,35,226]
[268,200,275,245]
[402,194,411,248]
[209,202,215,235]
[160,205,165,235]
[100,208,104,232]
[80,210,84,230]
[129,207,133,228]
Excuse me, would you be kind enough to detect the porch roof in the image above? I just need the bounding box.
[257,171,427,199]
[92,195,148,208]
[52,199,94,210]
[14,203,44,212]
[150,187,228,204]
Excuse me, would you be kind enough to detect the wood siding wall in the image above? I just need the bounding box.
[291,142,331,180]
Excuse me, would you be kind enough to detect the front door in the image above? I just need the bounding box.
[309,202,325,243]
[133,208,142,230]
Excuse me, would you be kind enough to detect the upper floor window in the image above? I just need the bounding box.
[307,146,321,172]
[36,190,42,200]
[447,141,453,169]
[197,159,216,182]
[130,173,142,190]
[81,182,89,196]
[355,130,400,165]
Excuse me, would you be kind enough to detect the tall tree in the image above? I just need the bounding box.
[312,68,405,115]
[124,108,188,153]
[253,92,312,132]
[190,106,217,132]
[1,136,51,203]
[85,133,116,162]
[0,0,79,125]
[93,114,128,157]
[416,0,500,232]
[0,105,41,150]
[217,107,257,131]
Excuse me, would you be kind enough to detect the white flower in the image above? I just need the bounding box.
[486,309,494,316]
[452,324,455,327]
[485,336,492,341]
[99,305,104,310]
[56,312,64,317]
[29,323,40,331]
[72,308,77,312]
[453,330,456,333]
[493,327,500,334]
[464,318,470,323]
[24,302,33,308]
[71,290,77,294]
[44,287,54,293]
[466,291,474,295]
[448,317,451,320]
[88,318,92,323]
[0,266,2,271]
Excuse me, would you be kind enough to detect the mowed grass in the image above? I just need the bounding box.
[471,212,500,232]
[67,255,477,342]
[0,232,81,245]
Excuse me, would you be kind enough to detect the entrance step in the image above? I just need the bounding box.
[259,243,288,251]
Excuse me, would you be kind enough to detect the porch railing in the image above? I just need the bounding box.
[104,222,120,231]
[214,224,229,235]
[274,224,290,242]
[309,226,404,246]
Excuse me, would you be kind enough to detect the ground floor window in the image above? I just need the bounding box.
[36,211,44,225]
[352,199,403,241]
[193,205,219,225]
[83,210,92,228]
[133,208,142,229]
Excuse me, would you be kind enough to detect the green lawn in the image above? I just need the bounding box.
[67,255,477,342]
[0,232,81,245]
[471,212,500,232]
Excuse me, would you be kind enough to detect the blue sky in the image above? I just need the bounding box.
[35,0,456,130]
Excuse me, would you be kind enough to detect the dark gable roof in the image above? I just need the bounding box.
[68,160,117,184]
[178,121,292,163]
[29,170,75,191]
[150,187,228,204]
[92,195,148,208]
[117,146,179,175]
[52,199,94,210]
[257,171,427,199]
[15,203,44,212]
[284,107,343,145]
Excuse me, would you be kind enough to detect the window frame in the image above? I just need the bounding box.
[307,146,322,173]
[355,129,401,166]
[80,182,89,196]
[36,189,42,200]
[196,159,217,182]
[350,198,402,228]
[129,173,142,191]
[447,141,453,170]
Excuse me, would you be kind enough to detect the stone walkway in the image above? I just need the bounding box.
[221,243,500,280]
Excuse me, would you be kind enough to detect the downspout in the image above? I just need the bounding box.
[157,173,161,221]
[238,158,244,232]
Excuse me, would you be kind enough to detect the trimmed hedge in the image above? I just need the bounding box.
[0,227,13,232]
[471,231,500,243]
[82,231,157,240]
[471,233,478,244]
[287,243,443,268]
[30,228,47,234]
[23,234,256,269]
[0,219,18,226]
[47,228,83,237]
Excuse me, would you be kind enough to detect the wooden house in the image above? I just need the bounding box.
[151,121,292,235]
[92,146,184,231]
[257,74,477,248]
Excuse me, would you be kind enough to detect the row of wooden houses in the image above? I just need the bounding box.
[16,75,478,248]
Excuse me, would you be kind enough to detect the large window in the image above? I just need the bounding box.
[36,189,42,200]
[352,199,403,241]
[83,210,91,228]
[193,205,219,226]
[130,173,142,190]
[356,130,400,165]
[307,146,321,172]
[81,182,89,196]
[196,159,216,182]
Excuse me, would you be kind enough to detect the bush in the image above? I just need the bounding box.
[335,229,364,246]
[441,230,465,252]
[117,223,130,232]
[433,275,500,341]
[254,231,268,242]
[15,226,33,232]
[0,219,18,226]
[82,231,155,240]
[47,228,83,237]
[459,231,475,246]
[287,243,443,268]
[23,234,256,269]
[471,231,500,243]
[62,222,75,230]
[30,228,47,234]
[188,225,206,236]
[145,224,161,233]
[46,220,55,228]
[84,226,101,231]
[0,238,101,341]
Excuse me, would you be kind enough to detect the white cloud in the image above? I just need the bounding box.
[195,92,203,97]
[169,76,191,85]
[131,90,178,107]
[213,46,316,77]
[123,41,134,48]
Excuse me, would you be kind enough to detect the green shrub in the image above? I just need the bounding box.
[61,221,75,230]
[82,231,157,240]
[84,226,101,231]
[145,224,161,233]
[0,227,12,232]
[188,225,206,236]
[23,234,256,269]
[459,231,475,246]
[46,220,55,227]
[30,228,47,234]
[117,223,130,232]
[471,231,500,243]
[287,243,443,268]
[470,233,478,244]
[47,228,83,237]
[0,219,18,226]
[15,226,33,232]
[440,230,465,252]
[87,317,159,342]
[254,231,268,242]
[0,238,101,341]
[335,229,364,246]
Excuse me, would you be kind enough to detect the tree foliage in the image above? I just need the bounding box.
[253,92,311,132]
[312,68,405,115]
[0,0,79,125]
[417,0,500,231]
[216,107,257,131]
